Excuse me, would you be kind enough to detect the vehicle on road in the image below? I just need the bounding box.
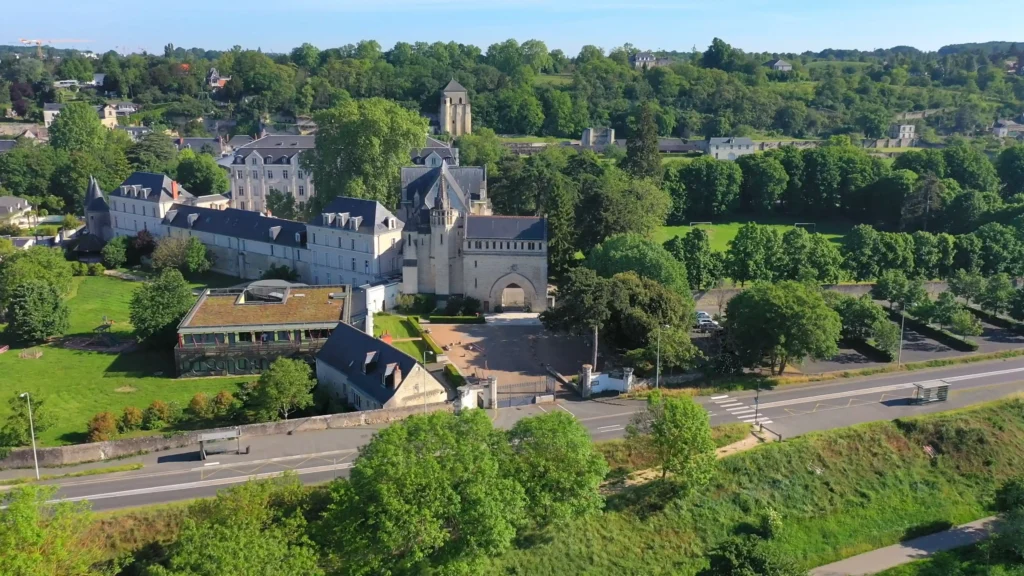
[696,318,721,333]
[697,311,712,321]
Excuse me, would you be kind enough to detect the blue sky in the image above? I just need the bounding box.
[4,0,1021,56]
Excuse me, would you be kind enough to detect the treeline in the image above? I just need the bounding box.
[3,36,1023,142]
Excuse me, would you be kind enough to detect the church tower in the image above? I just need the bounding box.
[430,175,458,297]
[83,175,112,241]
[439,79,471,137]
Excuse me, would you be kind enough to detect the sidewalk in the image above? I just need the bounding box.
[810,516,999,576]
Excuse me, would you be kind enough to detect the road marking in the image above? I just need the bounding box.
[711,395,729,400]
[707,412,717,417]
[536,404,547,412]
[597,425,624,432]
[742,418,757,423]
[557,403,576,417]
[726,407,753,412]
[719,402,743,408]
[203,462,219,467]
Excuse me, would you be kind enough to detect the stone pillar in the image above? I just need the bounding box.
[488,376,498,408]
[365,309,375,337]
[623,367,634,393]
[579,364,593,399]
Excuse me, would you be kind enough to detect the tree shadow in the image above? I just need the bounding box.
[57,430,89,444]
[604,478,683,519]
[901,519,954,541]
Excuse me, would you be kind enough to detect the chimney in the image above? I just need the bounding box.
[172,180,178,201]
[380,331,393,345]
[393,364,402,388]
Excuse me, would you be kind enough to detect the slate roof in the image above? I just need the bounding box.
[110,172,195,203]
[466,216,546,240]
[707,137,755,147]
[85,176,108,212]
[0,196,31,214]
[172,137,222,156]
[313,197,403,234]
[400,164,485,232]
[163,204,306,248]
[43,103,64,111]
[226,135,255,149]
[231,135,315,165]
[316,321,419,407]
[442,79,468,93]
[766,59,792,68]
[0,140,16,154]
[411,146,459,165]
[75,232,106,253]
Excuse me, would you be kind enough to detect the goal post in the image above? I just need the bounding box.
[689,221,713,227]
[794,222,817,234]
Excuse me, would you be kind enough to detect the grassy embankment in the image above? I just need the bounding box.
[654,218,854,251]
[0,275,252,445]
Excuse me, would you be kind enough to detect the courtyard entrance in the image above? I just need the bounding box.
[500,283,527,311]
[496,377,556,408]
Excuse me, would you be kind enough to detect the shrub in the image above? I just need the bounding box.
[889,310,979,352]
[71,261,88,276]
[444,363,466,388]
[87,263,105,276]
[101,236,127,269]
[142,400,170,430]
[759,506,783,539]
[428,315,487,324]
[119,406,143,432]
[997,476,1024,513]
[87,412,118,442]
[188,393,212,420]
[212,390,236,417]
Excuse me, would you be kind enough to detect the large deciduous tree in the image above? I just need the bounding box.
[679,155,743,219]
[247,358,316,421]
[737,153,789,213]
[575,167,670,253]
[664,228,722,290]
[49,102,105,153]
[997,145,1024,199]
[175,149,229,196]
[129,268,195,347]
[622,102,661,180]
[725,281,841,375]
[541,267,613,368]
[127,131,179,173]
[266,188,298,220]
[585,234,689,297]
[305,98,427,208]
[0,246,73,313]
[4,281,69,344]
[725,223,782,286]
[943,143,999,194]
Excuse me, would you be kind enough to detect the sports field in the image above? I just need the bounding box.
[654,218,854,252]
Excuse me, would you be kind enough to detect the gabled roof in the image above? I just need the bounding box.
[316,322,419,406]
[172,137,222,156]
[231,135,314,165]
[0,196,31,212]
[466,216,546,240]
[85,176,108,212]
[442,79,468,94]
[109,172,195,203]
[226,134,255,148]
[411,146,459,165]
[707,137,755,146]
[401,164,484,208]
[313,197,403,234]
[164,205,307,248]
[0,140,16,154]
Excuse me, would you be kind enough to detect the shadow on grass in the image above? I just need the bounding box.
[901,519,954,541]
[58,430,89,444]
[604,478,684,519]
[104,350,176,378]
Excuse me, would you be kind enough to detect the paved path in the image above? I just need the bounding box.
[810,516,999,575]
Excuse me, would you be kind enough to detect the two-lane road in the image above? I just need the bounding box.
[17,358,1024,511]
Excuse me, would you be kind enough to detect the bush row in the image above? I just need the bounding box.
[889,310,979,352]
[427,315,486,324]
[409,317,445,356]
[444,364,466,388]
[70,262,106,277]
[965,306,1024,336]
[842,337,895,363]
[86,391,238,442]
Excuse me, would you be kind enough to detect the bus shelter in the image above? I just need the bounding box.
[912,380,949,404]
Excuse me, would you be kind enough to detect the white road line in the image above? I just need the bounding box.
[757,420,773,424]
[719,402,743,408]
[557,403,576,417]
[202,462,220,467]
[596,425,624,432]
[726,406,753,412]
[707,412,716,417]
[711,395,729,400]
[742,418,757,423]
[536,404,547,412]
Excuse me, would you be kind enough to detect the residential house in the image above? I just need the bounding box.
[316,321,448,411]
[994,119,1024,138]
[889,124,916,140]
[112,102,139,116]
[765,59,794,72]
[117,125,153,142]
[43,103,118,129]
[228,135,316,212]
[175,281,351,377]
[306,197,405,287]
[704,137,756,160]
[172,137,223,157]
[630,52,671,70]
[0,196,31,221]
[207,68,230,90]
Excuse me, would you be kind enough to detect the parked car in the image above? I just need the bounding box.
[697,318,721,333]
[697,311,712,320]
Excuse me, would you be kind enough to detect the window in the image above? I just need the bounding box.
[350,258,355,271]
[270,245,274,256]
[131,204,136,214]
[440,235,443,245]
[267,170,273,179]
[238,187,245,196]
[528,242,534,250]
[338,255,343,268]
[114,217,118,227]
[298,170,305,179]
[312,233,316,244]
[253,189,260,196]
[240,201,246,210]
[351,238,355,250]
[337,237,342,248]
[283,170,289,179]
[252,170,259,178]
[364,260,369,274]
[327,272,331,284]
[299,186,305,196]
[474,260,478,268]
[251,158,256,165]
[475,278,478,288]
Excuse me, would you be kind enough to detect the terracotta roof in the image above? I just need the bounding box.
[180,285,351,330]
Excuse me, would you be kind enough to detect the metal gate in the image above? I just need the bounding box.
[496,377,556,408]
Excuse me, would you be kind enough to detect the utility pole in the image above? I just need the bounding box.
[20,393,39,480]
[655,324,670,389]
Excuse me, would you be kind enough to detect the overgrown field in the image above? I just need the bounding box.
[654,218,854,251]
[485,399,1024,574]
[0,276,251,445]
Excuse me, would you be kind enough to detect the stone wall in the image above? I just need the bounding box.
[0,403,454,470]
[694,282,948,315]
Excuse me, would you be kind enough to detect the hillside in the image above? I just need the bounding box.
[939,41,1024,55]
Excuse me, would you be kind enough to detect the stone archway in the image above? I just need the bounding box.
[488,272,538,313]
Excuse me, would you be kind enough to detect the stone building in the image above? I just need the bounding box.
[306,196,404,287]
[630,52,671,70]
[704,137,756,160]
[439,79,471,137]
[889,124,916,140]
[765,58,794,72]
[399,162,548,312]
[43,103,118,129]
[228,135,316,213]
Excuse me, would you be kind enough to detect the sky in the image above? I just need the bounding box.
[4,0,1022,57]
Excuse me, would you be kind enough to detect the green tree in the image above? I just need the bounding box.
[585,234,689,297]
[948,269,986,307]
[318,410,526,575]
[129,268,195,347]
[544,173,577,279]
[266,188,298,220]
[911,231,940,279]
[975,222,1022,276]
[49,102,105,153]
[725,223,782,286]
[575,168,670,253]
[701,38,739,71]
[665,228,722,290]
[979,273,1014,315]
[541,267,613,368]
[305,98,427,208]
[842,224,881,281]
[151,236,190,272]
[0,393,55,451]
[943,143,999,193]
[737,153,789,213]
[627,392,716,485]
[175,149,229,196]
[699,535,803,576]
[622,102,661,180]
[127,131,179,173]
[1011,290,1024,322]
[950,308,983,341]
[4,281,69,343]
[805,233,845,284]
[854,103,891,138]
[953,233,983,273]
[101,235,127,269]
[0,485,108,576]
[454,128,507,177]
[902,174,947,231]
[248,358,315,421]
[893,148,947,179]
[0,246,74,312]
[997,145,1024,199]
[872,319,901,359]
[680,155,743,218]
[606,271,697,357]
[506,412,607,526]
[725,281,842,375]
[826,293,888,341]
[61,213,79,231]
[185,237,211,274]
[872,269,910,310]
[493,85,545,135]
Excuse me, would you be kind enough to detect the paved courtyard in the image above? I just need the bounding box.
[424,321,592,386]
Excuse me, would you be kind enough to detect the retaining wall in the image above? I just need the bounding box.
[694,282,948,314]
[0,403,453,470]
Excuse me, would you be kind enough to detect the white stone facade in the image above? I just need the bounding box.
[228,136,316,213]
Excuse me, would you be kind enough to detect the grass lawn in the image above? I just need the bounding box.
[533,74,573,87]
[0,275,252,445]
[498,135,566,144]
[654,217,855,251]
[486,399,1024,574]
[372,314,432,361]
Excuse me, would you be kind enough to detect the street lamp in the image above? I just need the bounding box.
[423,350,435,365]
[897,307,906,367]
[19,393,39,480]
[655,324,670,389]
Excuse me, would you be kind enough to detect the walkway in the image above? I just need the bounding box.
[809,516,999,576]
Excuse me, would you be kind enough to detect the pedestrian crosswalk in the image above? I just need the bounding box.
[710,394,771,425]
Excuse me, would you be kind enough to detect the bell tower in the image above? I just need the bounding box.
[430,176,458,297]
[439,79,471,137]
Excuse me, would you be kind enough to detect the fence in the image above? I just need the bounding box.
[496,377,556,408]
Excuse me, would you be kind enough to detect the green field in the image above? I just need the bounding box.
[486,399,1024,574]
[0,276,251,445]
[654,218,854,251]
[372,314,431,360]
[533,74,573,87]
[497,135,566,144]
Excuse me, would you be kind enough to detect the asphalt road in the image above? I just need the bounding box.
[19,357,1024,511]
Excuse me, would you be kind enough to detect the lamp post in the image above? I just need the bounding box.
[19,393,39,480]
[754,380,761,429]
[897,307,906,367]
[655,324,670,389]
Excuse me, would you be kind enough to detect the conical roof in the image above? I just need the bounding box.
[85,176,108,213]
[442,79,467,94]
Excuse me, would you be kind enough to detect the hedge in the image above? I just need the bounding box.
[842,338,894,363]
[409,317,445,356]
[427,315,487,324]
[888,310,979,352]
[444,363,466,388]
[966,306,1024,336]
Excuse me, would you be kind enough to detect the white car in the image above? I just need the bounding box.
[697,311,712,321]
